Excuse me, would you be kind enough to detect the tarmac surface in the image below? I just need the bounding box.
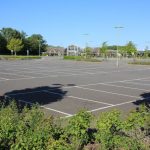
[0,57,150,118]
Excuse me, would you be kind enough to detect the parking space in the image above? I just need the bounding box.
[0,57,150,117]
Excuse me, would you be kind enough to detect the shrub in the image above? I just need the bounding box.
[66,110,93,149]
[0,101,19,149]
[95,109,124,149]
[0,101,54,150]
[0,100,149,150]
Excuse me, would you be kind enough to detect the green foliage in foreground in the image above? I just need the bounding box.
[129,61,150,65]
[64,56,101,62]
[0,101,149,150]
[0,55,41,60]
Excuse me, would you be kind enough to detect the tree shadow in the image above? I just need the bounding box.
[2,84,69,110]
[133,92,150,108]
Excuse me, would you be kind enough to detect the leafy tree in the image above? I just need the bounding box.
[7,38,24,55]
[144,46,150,58]
[107,45,117,50]
[27,34,47,55]
[100,41,108,58]
[0,33,7,54]
[84,47,92,58]
[125,41,137,56]
[118,46,127,56]
[0,28,22,42]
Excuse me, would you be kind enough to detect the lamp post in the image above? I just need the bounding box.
[82,33,89,48]
[38,40,41,56]
[81,33,89,57]
[114,26,124,68]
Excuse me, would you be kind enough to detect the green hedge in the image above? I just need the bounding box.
[0,55,41,60]
[0,100,149,150]
[64,56,101,62]
[129,61,150,65]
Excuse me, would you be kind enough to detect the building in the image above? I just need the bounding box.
[66,45,82,56]
[46,46,65,56]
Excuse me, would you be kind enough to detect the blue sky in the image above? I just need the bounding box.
[0,0,150,50]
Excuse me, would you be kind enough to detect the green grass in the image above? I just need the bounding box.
[129,61,150,65]
[0,55,41,60]
[63,56,101,62]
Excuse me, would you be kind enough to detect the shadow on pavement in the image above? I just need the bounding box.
[133,92,150,108]
[2,84,69,109]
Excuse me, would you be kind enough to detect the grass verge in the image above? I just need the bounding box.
[63,56,101,62]
[0,55,41,60]
[129,61,150,65]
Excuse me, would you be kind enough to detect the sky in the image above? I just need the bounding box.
[0,0,150,50]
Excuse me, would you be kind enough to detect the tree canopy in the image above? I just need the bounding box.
[0,33,7,54]
[27,34,47,55]
[0,27,47,55]
[84,46,92,57]
[125,41,137,55]
[100,41,108,57]
[7,38,24,55]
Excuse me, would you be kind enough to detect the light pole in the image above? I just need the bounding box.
[81,33,89,57]
[82,33,89,48]
[38,40,41,56]
[114,26,124,68]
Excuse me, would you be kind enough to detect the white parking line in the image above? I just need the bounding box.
[6,89,113,109]
[44,90,113,106]
[1,66,150,82]
[123,81,150,86]
[75,86,141,99]
[68,95,114,106]
[89,96,150,113]
[10,89,112,106]
[95,83,150,92]
[5,95,72,116]
[0,72,34,78]
[0,77,9,80]
[64,76,150,89]
[40,105,72,116]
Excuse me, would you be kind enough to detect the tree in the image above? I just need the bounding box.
[84,47,92,58]
[118,46,126,56]
[7,38,24,55]
[1,28,22,42]
[125,41,137,56]
[100,41,108,58]
[107,45,117,50]
[144,46,150,58]
[0,33,7,54]
[27,34,47,55]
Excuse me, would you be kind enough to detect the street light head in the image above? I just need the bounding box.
[114,26,124,29]
[82,33,89,36]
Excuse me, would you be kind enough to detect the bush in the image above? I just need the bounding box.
[95,107,150,150]
[0,101,54,150]
[66,110,93,149]
[0,100,149,150]
[95,109,124,149]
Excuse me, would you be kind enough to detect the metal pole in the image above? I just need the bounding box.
[114,26,124,68]
[82,33,89,57]
[39,40,41,56]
